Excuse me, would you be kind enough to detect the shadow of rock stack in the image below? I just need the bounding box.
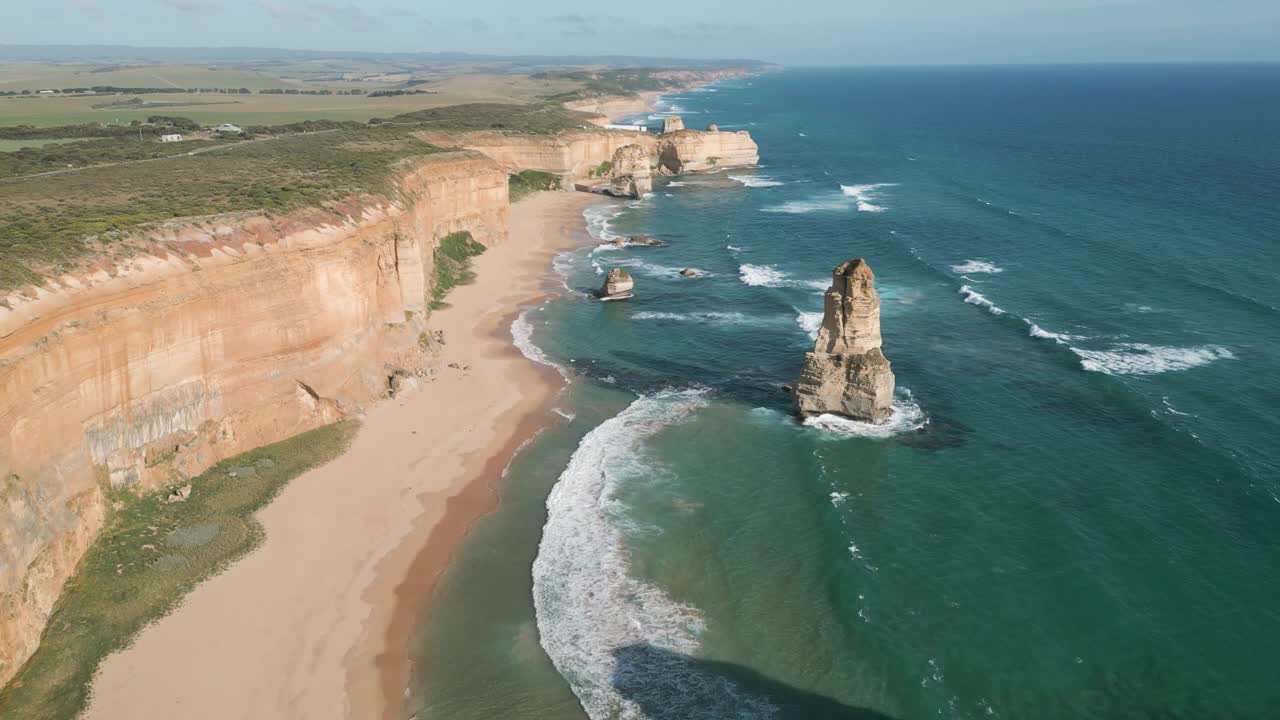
[793,259,895,423]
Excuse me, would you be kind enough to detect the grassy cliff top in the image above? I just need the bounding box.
[0,126,452,292]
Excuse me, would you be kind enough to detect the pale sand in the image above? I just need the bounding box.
[84,191,597,720]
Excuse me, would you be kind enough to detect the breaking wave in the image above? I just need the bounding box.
[632,311,781,326]
[840,183,899,212]
[729,175,785,188]
[512,309,570,382]
[612,258,710,278]
[803,390,928,439]
[1071,344,1235,376]
[950,260,1004,274]
[584,203,625,242]
[533,390,776,720]
[794,310,823,338]
[959,285,1006,315]
[739,264,827,290]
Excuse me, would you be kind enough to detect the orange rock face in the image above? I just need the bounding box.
[0,151,508,685]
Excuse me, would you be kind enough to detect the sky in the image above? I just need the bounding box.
[4,0,1279,65]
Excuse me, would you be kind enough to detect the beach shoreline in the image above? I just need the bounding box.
[82,191,597,720]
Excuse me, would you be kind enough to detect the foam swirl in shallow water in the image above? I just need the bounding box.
[803,391,929,439]
[532,390,775,720]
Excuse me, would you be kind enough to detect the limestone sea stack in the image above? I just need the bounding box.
[793,259,896,423]
[609,144,652,199]
[599,268,634,300]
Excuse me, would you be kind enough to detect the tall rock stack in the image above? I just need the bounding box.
[662,116,686,133]
[793,259,896,423]
[609,144,652,198]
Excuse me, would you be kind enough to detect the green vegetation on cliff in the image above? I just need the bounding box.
[507,169,561,202]
[386,102,592,134]
[429,230,487,310]
[0,126,451,292]
[0,422,359,720]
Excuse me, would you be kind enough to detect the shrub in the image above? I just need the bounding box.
[508,170,561,202]
[429,231,486,310]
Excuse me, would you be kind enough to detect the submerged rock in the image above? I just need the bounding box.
[679,268,701,277]
[599,268,634,300]
[793,259,896,423]
[601,234,665,248]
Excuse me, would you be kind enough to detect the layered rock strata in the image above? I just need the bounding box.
[600,268,634,299]
[0,151,508,686]
[608,144,652,198]
[415,115,758,184]
[793,259,896,422]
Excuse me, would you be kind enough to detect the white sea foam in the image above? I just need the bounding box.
[739,263,787,287]
[762,183,897,214]
[512,310,570,382]
[726,244,745,252]
[1071,343,1235,376]
[950,259,1004,274]
[666,181,688,187]
[583,203,625,242]
[840,183,899,212]
[533,390,773,720]
[1026,323,1077,344]
[959,285,1006,315]
[798,132,807,137]
[632,311,775,325]
[803,391,928,439]
[612,258,709,278]
[830,491,850,506]
[728,175,784,188]
[795,310,823,338]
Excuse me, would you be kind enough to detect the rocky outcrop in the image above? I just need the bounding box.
[416,118,758,185]
[793,259,896,423]
[656,122,759,175]
[608,144,652,198]
[599,268,634,299]
[662,116,685,133]
[414,129,658,185]
[0,151,509,686]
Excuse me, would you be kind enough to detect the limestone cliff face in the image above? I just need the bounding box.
[657,126,760,175]
[793,259,896,423]
[609,144,653,198]
[0,151,508,686]
[414,130,657,184]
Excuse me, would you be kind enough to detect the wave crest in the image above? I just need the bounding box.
[533,390,748,720]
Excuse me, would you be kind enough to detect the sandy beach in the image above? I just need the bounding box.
[83,191,597,720]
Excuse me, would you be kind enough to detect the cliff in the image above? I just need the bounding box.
[793,259,896,422]
[0,151,509,686]
[416,116,758,184]
[657,127,759,174]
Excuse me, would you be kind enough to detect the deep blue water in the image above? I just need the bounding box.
[411,65,1280,720]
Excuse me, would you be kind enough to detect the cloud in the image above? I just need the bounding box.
[258,0,311,21]
[311,2,381,28]
[157,0,217,13]
[68,0,104,16]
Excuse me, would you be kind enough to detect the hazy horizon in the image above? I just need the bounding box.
[4,0,1279,66]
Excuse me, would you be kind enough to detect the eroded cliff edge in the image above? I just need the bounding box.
[0,150,508,684]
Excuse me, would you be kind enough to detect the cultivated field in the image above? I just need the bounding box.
[0,66,584,127]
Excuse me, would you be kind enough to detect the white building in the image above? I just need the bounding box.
[160,134,183,143]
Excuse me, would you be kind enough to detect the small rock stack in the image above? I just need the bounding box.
[600,268,634,300]
[662,116,685,133]
[793,259,896,423]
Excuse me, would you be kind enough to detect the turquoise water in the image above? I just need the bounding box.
[409,66,1280,719]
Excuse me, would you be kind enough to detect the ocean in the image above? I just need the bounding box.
[407,65,1280,719]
